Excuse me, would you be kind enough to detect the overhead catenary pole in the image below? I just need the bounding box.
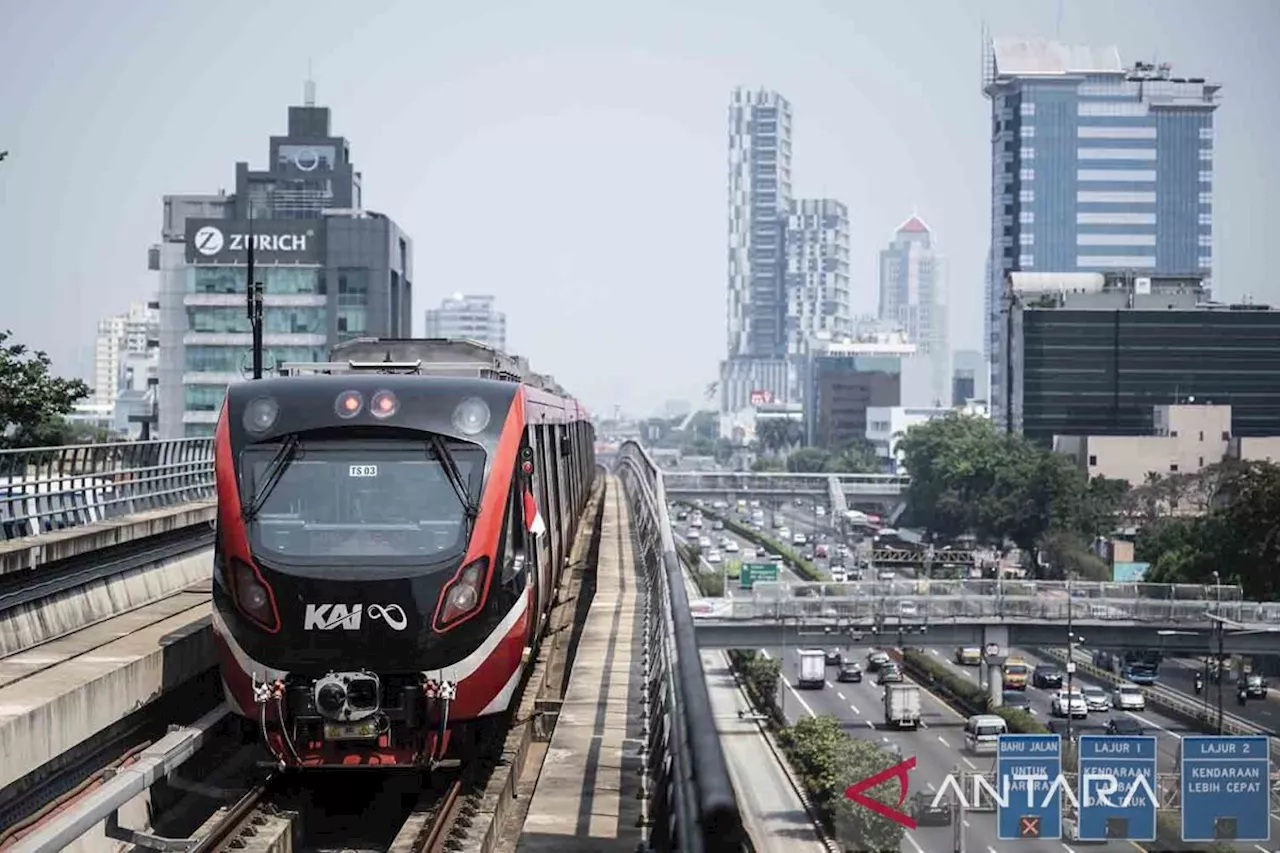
[245,209,264,379]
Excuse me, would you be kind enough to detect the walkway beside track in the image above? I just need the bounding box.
[515,481,644,852]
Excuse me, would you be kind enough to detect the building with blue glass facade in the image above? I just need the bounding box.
[153,83,412,438]
[984,38,1220,430]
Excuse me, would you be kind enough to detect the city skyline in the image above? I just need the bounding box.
[2,0,1274,416]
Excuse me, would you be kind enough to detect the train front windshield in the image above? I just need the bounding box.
[240,438,485,562]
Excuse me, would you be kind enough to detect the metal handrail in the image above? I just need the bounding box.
[616,441,747,852]
[0,438,215,542]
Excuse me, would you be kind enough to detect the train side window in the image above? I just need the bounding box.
[501,471,527,581]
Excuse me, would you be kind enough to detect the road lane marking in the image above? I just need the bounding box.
[826,680,834,688]
[865,720,874,728]
[904,833,925,853]
[937,735,950,747]
[1127,711,1182,739]
[962,756,977,769]
[1062,844,1077,853]
[850,704,860,715]
[837,691,845,700]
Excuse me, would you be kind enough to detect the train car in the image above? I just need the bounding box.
[210,338,595,769]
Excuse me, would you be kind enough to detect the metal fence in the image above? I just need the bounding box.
[705,591,1280,626]
[0,438,215,542]
[615,441,748,853]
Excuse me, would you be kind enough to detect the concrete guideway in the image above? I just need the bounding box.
[0,588,214,793]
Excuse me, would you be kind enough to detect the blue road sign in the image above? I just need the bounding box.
[997,733,1062,841]
[1181,735,1271,843]
[1077,734,1157,841]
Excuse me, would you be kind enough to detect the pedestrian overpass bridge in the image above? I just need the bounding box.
[691,579,1280,655]
[662,470,908,514]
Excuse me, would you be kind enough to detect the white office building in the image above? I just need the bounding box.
[424,294,507,351]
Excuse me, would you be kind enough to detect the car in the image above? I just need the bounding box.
[706,549,722,563]
[877,570,897,580]
[1002,691,1034,714]
[955,646,982,666]
[1242,674,1268,698]
[825,649,844,666]
[908,791,952,826]
[877,664,904,685]
[898,601,919,617]
[1081,685,1111,712]
[724,540,739,553]
[1032,665,1063,689]
[866,650,891,672]
[1123,665,1158,685]
[1106,717,1145,736]
[1112,683,1146,711]
[1050,690,1088,718]
[712,520,725,531]
[837,661,863,683]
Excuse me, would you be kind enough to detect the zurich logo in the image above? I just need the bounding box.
[194,225,225,256]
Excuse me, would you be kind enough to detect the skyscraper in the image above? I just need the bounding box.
[786,199,852,353]
[153,82,413,439]
[722,88,793,412]
[93,301,158,409]
[983,38,1220,430]
[878,216,950,406]
[424,294,507,351]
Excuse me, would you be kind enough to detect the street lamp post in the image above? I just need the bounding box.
[1211,571,1225,734]
[1065,578,1077,746]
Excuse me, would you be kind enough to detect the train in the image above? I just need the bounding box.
[210,338,596,769]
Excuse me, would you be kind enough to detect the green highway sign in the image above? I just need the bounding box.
[740,562,779,589]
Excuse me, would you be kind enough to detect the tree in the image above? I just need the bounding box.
[781,716,905,852]
[786,447,830,473]
[826,437,880,474]
[0,330,92,449]
[755,418,803,455]
[751,456,785,472]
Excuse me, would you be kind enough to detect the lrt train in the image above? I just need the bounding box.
[210,338,596,769]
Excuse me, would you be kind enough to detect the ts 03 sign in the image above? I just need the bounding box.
[184,218,323,265]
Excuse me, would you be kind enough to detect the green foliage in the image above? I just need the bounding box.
[754,418,804,455]
[1139,460,1280,600]
[785,437,881,474]
[751,456,785,472]
[778,716,905,852]
[895,413,1124,561]
[0,330,92,450]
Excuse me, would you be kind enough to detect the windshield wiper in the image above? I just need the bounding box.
[428,434,479,527]
[242,434,300,523]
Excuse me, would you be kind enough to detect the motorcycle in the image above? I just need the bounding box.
[1238,688,1249,706]
[1195,675,1204,695]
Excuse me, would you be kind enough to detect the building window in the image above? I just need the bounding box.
[1198,234,1212,247]
[1078,126,1157,139]
[1019,190,1035,203]
[1020,146,1035,160]
[1018,253,1034,267]
[1170,463,1179,472]
[1077,148,1157,161]
[1019,233,1034,246]
[1077,191,1156,204]
[1199,212,1212,225]
[1198,255,1212,268]
[1199,170,1213,182]
[1020,125,1035,138]
[1200,127,1214,140]
[1222,431,1230,440]
[1020,168,1035,181]
[1199,457,1205,467]
[1077,212,1156,225]
[1088,454,1097,466]
[1020,102,1036,116]
[1075,255,1157,269]
[1019,211,1035,224]
[1078,102,1148,117]
[1199,149,1213,161]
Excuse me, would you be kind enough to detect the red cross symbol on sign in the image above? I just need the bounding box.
[1020,816,1041,837]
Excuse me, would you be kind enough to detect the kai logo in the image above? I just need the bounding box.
[303,604,408,632]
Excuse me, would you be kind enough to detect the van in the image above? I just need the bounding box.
[964,714,1007,754]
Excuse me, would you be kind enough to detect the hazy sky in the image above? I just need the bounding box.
[2,0,1277,415]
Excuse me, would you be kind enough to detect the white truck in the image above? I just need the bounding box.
[883,683,922,729]
[797,649,826,689]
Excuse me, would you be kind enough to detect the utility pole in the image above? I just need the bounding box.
[245,210,264,378]
[1212,571,1224,734]
[1065,577,1077,747]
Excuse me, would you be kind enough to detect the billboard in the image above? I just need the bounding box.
[184,219,323,265]
[1112,561,1149,582]
[749,389,775,406]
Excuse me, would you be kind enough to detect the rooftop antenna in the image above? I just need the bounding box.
[304,59,316,106]
[1054,0,1064,39]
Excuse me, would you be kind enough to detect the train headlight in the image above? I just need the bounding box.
[452,397,491,435]
[335,390,364,419]
[370,390,399,419]
[315,680,347,717]
[242,397,279,434]
[229,558,279,633]
[436,558,489,629]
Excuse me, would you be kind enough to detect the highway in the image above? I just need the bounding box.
[1156,655,1280,732]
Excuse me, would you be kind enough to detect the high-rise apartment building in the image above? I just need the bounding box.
[878,216,950,406]
[92,301,158,408]
[424,294,507,351]
[983,38,1220,429]
[153,82,413,438]
[721,88,793,412]
[786,199,852,353]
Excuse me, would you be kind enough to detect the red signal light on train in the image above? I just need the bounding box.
[370,390,399,419]
[335,390,364,419]
[521,460,534,475]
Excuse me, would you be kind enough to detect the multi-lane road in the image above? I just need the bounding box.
[683,502,1280,851]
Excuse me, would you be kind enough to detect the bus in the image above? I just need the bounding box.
[1003,657,1030,690]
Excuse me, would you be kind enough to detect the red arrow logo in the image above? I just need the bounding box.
[844,755,918,829]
